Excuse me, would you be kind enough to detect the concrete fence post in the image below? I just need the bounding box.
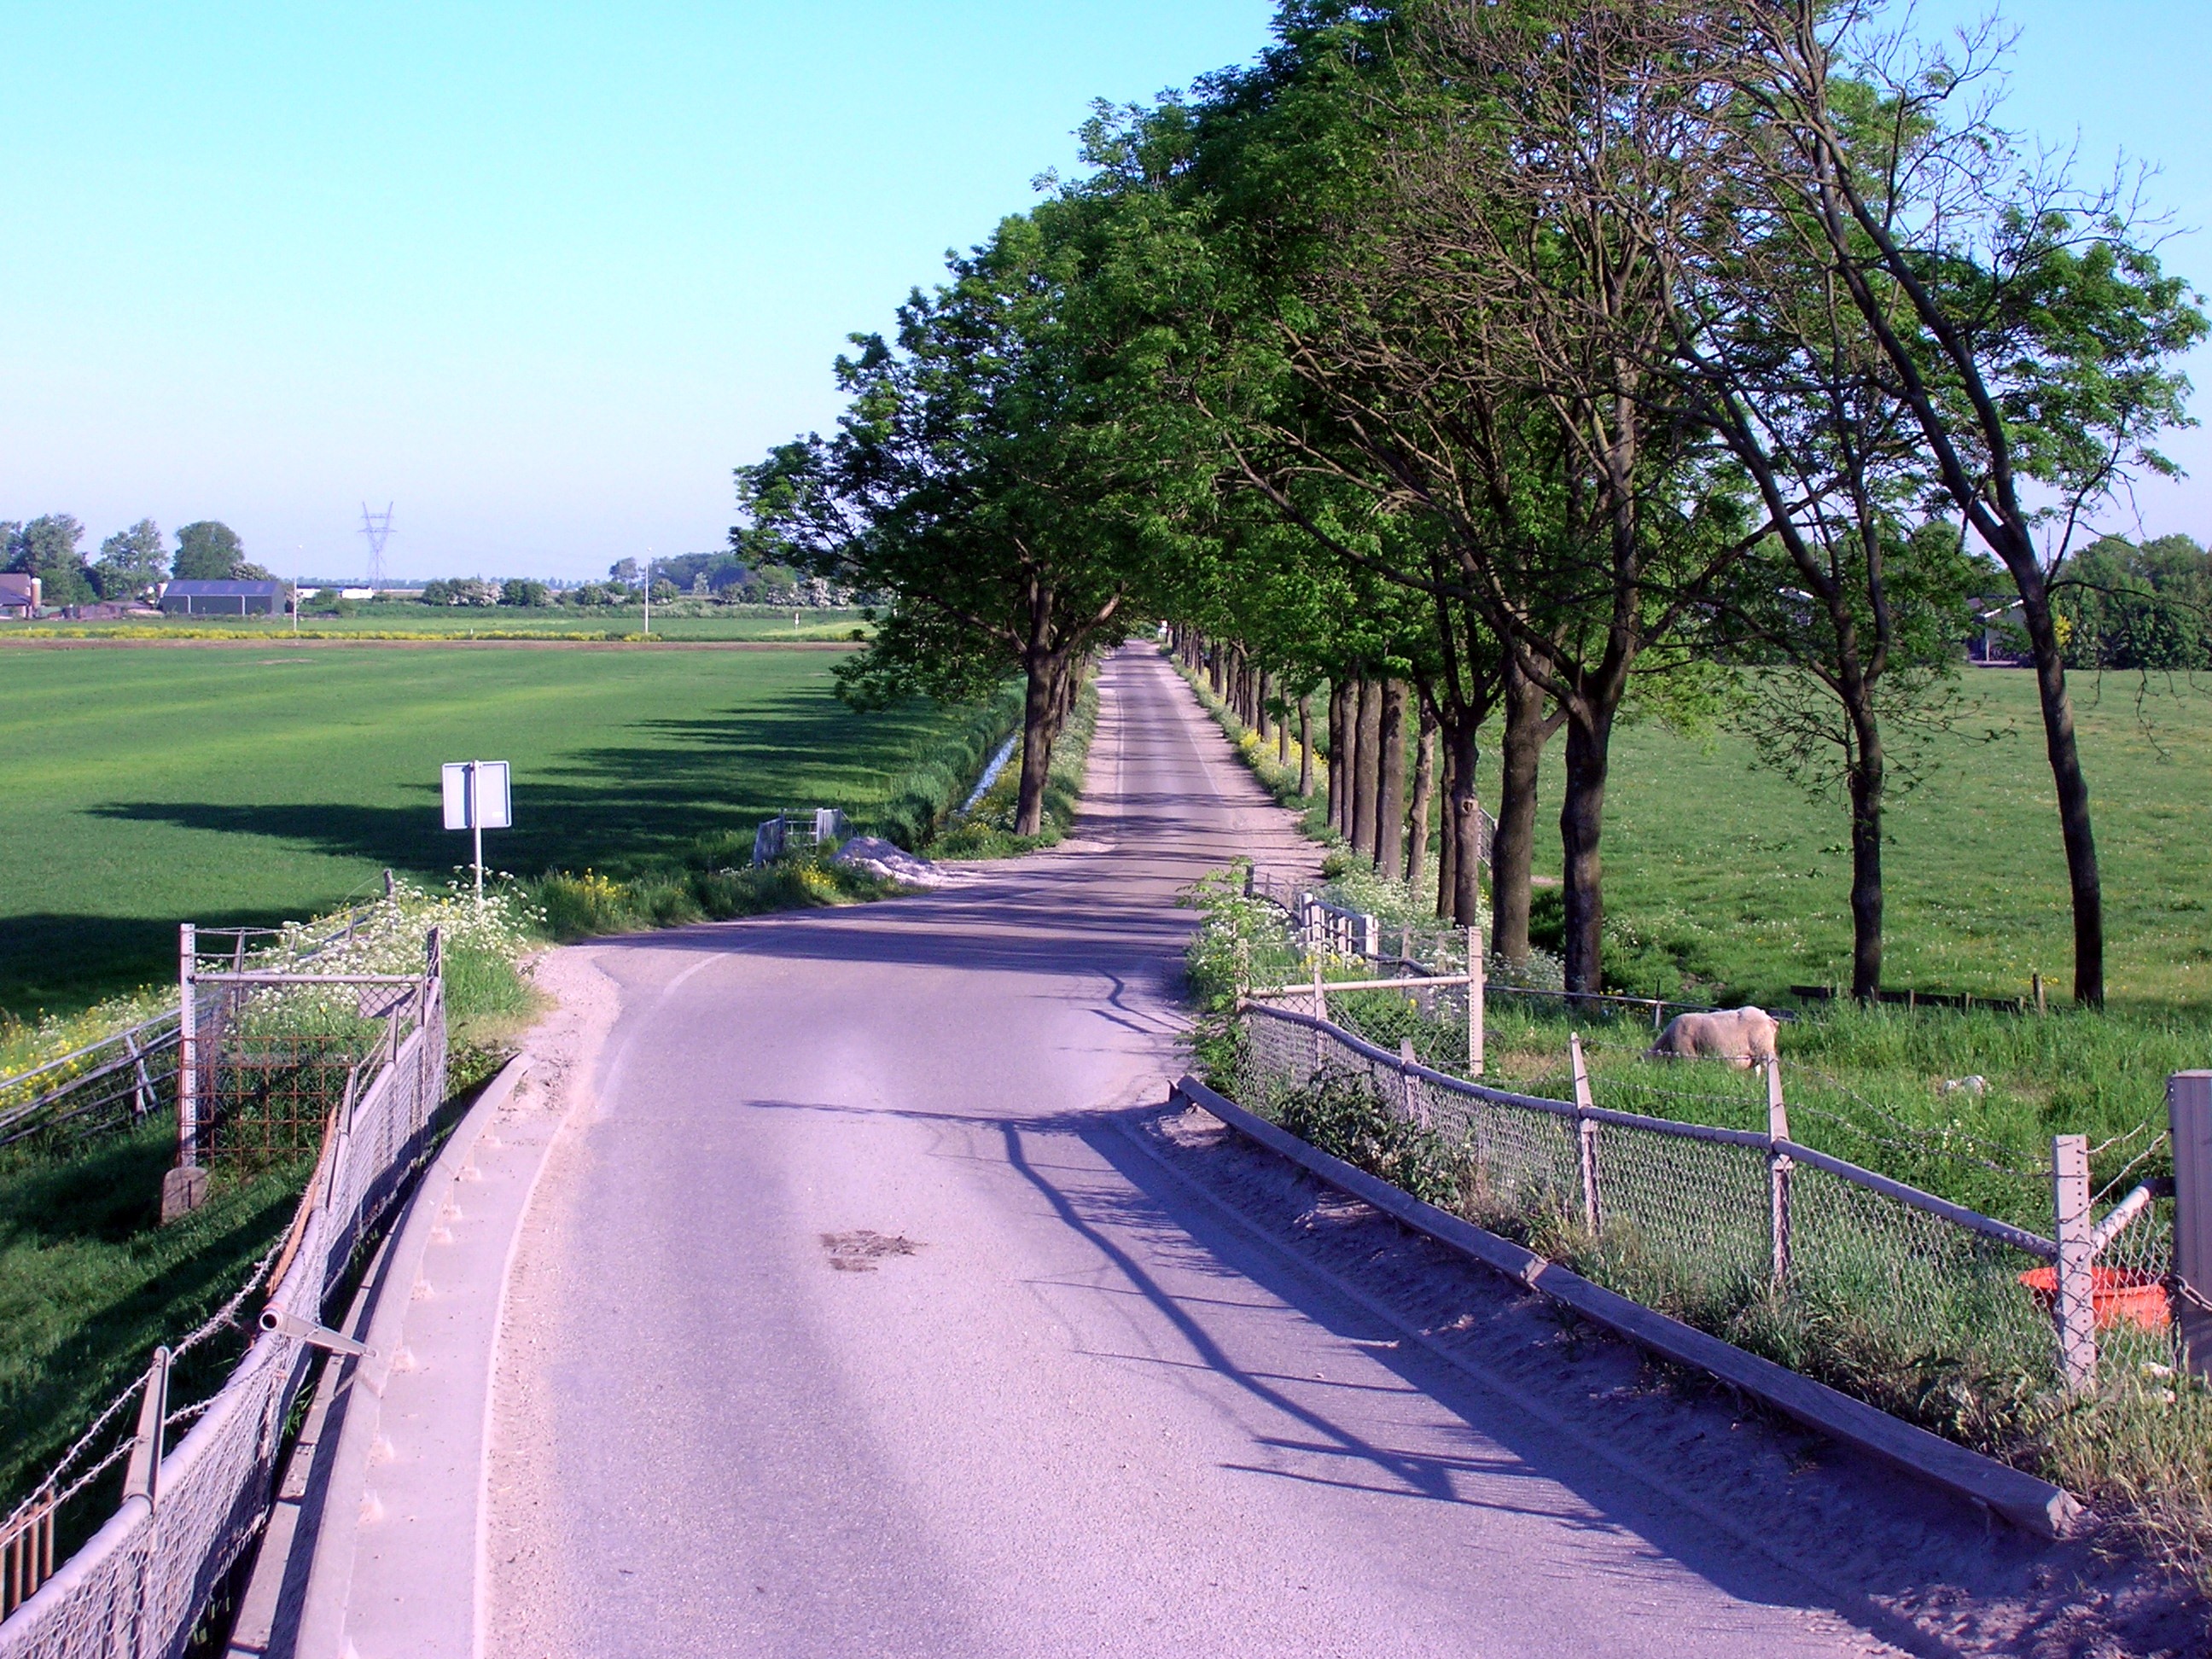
[1466,925,1485,1078]
[1767,1058,1793,1286]
[2052,1133,2098,1391]
[1360,911,1378,959]
[1571,1033,1599,1237]
[177,925,197,1167]
[2169,1072,2212,1381]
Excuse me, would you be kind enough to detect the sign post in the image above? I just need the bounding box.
[441,760,512,906]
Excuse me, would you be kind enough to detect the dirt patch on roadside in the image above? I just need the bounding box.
[819,1229,923,1272]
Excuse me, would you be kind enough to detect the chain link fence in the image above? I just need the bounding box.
[1237,999,2176,1426]
[0,930,447,1656]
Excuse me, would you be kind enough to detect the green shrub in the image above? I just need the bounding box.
[1272,1068,1460,1208]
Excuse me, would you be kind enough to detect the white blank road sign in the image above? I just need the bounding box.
[442,761,512,830]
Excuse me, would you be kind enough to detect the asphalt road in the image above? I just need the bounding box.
[483,645,1895,1658]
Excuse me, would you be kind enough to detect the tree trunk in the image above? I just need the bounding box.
[1327,681,1349,835]
[1297,693,1313,797]
[1377,680,1408,881]
[1353,677,1381,860]
[1847,707,1885,1004]
[1492,655,1548,969]
[1435,714,1458,916]
[1435,732,1458,921]
[2017,580,2104,1005]
[1444,713,1483,927]
[1558,707,1615,996]
[1406,701,1437,901]
[1015,653,1068,837]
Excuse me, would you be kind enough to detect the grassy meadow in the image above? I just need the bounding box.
[1,604,868,643]
[0,640,989,1019]
[1495,668,2212,1014]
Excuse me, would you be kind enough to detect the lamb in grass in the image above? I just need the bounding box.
[1649,1006,1778,1070]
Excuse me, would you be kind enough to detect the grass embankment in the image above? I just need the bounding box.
[930,673,1102,858]
[0,643,1007,1018]
[0,882,538,1520]
[531,682,1027,934]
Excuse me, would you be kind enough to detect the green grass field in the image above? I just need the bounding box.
[1,604,867,643]
[0,641,979,1019]
[1486,669,2212,1013]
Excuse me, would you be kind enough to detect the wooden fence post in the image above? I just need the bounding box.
[1767,1058,1793,1286]
[2052,1133,2098,1391]
[2169,1072,2212,1381]
[1399,1037,1425,1128]
[1360,911,1378,959]
[123,1027,151,1121]
[1466,925,1485,1078]
[1571,1033,1600,1237]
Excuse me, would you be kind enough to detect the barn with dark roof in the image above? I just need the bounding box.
[160,579,283,616]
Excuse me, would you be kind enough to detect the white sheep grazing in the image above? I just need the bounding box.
[1648,1006,1778,1070]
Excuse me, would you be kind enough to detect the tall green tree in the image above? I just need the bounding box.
[740,199,1205,835]
[5,515,93,604]
[94,519,166,599]
[172,521,245,580]
[1723,1,2207,1005]
[2058,534,2212,669]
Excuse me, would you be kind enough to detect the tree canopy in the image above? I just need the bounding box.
[732,0,2204,1001]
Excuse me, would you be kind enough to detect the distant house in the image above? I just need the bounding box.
[160,579,283,616]
[0,573,39,617]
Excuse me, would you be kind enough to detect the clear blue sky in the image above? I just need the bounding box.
[3,3,2207,581]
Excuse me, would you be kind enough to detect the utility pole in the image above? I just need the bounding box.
[642,548,652,636]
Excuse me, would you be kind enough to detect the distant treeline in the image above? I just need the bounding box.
[2052,534,2212,671]
[3,515,260,602]
[397,556,853,609]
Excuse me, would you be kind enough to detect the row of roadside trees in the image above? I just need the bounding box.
[736,0,2207,1007]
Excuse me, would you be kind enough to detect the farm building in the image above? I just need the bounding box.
[160,579,284,616]
[0,573,39,616]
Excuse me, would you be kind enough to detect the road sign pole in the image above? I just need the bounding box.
[469,760,484,908]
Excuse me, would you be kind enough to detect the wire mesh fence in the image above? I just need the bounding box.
[0,931,448,1658]
[1236,1000,2181,1428]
